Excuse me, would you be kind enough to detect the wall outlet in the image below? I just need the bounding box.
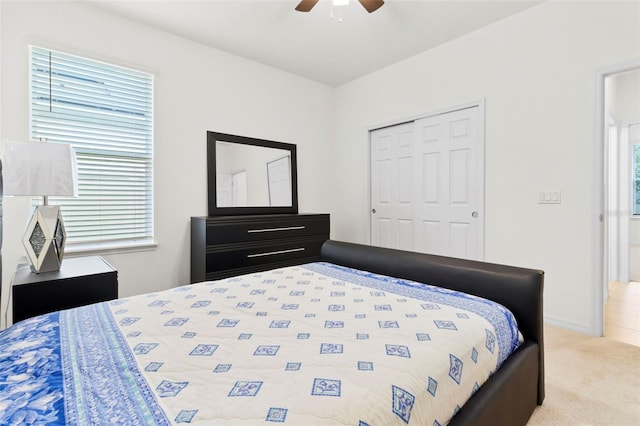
[538,190,561,204]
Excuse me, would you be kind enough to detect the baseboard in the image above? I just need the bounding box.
[543,315,596,336]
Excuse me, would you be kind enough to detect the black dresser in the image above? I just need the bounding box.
[190,214,330,282]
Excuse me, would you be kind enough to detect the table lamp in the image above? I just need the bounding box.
[2,140,78,273]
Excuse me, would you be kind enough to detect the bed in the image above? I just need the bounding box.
[0,237,544,425]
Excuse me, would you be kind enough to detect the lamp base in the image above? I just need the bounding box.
[22,205,67,273]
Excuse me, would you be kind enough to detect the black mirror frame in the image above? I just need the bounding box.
[207,131,299,216]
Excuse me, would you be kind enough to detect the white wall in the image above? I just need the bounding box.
[612,70,640,124]
[332,1,640,334]
[0,2,3,327]
[0,1,333,328]
[2,1,639,335]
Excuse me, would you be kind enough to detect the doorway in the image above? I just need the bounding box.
[369,102,485,260]
[600,65,640,345]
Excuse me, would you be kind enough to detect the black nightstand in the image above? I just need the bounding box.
[12,256,118,323]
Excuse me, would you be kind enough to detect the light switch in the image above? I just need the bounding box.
[538,190,561,204]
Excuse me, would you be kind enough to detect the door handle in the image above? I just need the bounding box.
[247,226,305,233]
[371,209,376,214]
[472,212,478,218]
[247,248,305,258]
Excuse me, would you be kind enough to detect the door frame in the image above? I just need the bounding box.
[593,60,640,336]
[367,99,486,258]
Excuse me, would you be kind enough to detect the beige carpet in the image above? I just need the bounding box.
[528,325,640,425]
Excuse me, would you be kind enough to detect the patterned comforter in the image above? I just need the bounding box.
[0,262,520,425]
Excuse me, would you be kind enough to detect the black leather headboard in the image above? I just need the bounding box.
[320,239,545,404]
[320,240,544,343]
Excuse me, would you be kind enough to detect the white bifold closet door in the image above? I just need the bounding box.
[370,105,484,260]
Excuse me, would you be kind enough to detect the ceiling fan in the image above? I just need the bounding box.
[295,0,385,14]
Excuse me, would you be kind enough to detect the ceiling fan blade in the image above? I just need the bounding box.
[358,0,384,13]
[295,0,320,12]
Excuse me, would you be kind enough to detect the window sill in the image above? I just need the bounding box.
[65,239,158,257]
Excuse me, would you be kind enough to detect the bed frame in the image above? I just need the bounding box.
[0,167,542,423]
[320,240,544,426]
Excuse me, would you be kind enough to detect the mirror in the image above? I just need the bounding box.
[207,131,298,215]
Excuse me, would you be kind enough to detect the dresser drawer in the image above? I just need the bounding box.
[204,214,329,245]
[191,214,330,283]
[205,236,326,274]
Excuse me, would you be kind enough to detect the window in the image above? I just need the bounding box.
[30,46,154,247]
[634,143,640,216]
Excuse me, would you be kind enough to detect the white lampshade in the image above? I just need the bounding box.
[2,140,78,198]
[2,140,78,273]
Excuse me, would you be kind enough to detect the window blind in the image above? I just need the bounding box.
[30,46,154,245]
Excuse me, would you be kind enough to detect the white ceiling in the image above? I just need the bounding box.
[88,0,543,87]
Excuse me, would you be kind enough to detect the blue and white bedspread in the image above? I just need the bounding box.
[0,262,520,425]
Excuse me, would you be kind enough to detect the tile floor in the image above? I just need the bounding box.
[605,281,640,347]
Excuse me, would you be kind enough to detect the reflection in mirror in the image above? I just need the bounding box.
[215,141,291,208]
[207,131,298,216]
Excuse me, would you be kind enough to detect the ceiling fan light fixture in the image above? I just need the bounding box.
[295,0,384,14]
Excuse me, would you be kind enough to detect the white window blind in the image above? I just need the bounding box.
[30,46,154,245]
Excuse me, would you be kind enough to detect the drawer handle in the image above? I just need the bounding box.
[247,226,306,233]
[247,248,305,258]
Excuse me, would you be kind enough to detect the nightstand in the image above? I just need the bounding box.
[12,256,118,323]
